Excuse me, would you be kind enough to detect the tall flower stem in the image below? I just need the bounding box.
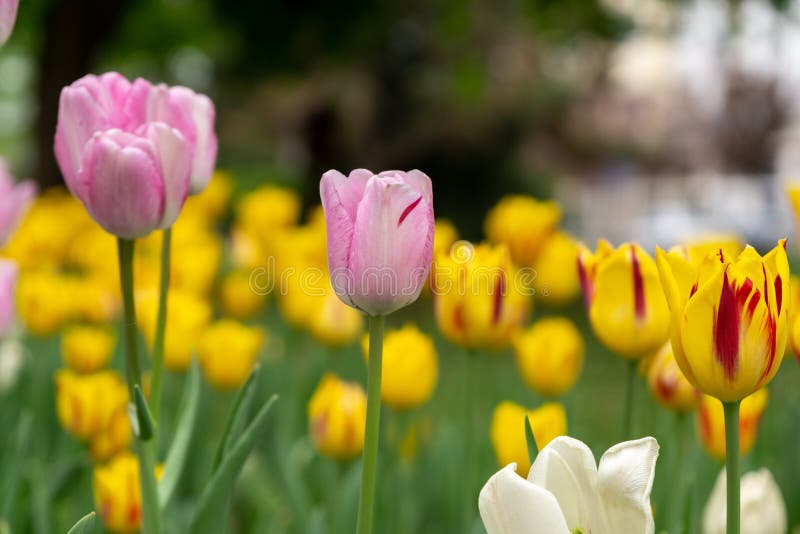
[117,238,162,534]
[463,348,474,531]
[723,401,740,534]
[356,314,384,534]
[150,228,171,422]
[622,359,636,439]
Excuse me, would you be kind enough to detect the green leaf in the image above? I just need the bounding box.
[67,512,96,534]
[0,410,32,520]
[188,394,278,534]
[524,415,538,466]
[211,365,261,471]
[158,360,202,508]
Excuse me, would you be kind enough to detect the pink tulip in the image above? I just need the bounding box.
[0,158,36,246]
[0,0,18,48]
[76,124,191,238]
[320,169,434,316]
[127,79,217,194]
[0,260,17,337]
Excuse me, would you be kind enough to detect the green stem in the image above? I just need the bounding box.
[622,359,636,440]
[463,349,474,532]
[150,228,171,422]
[723,401,740,534]
[117,238,162,534]
[356,315,384,534]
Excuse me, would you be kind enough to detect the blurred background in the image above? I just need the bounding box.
[3,0,800,247]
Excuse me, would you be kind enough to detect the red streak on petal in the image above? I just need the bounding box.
[736,278,753,308]
[758,313,778,383]
[746,290,761,319]
[631,246,646,321]
[398,196,422,226]
[774,275,783,314]
[713,269,740,381]
[698,404,712,444]
[655,375,677,401]
[492,273,505,326]
[577,257,593,311]
[453,304,464,332]
[690,282,698,298]
[762,265,770,310]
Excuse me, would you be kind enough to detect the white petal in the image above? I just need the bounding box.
[528,436,607,532]
[703,468,787,534]
[479,463,570,534]
[597,436,659,534]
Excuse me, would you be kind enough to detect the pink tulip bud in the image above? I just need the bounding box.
[0,260,17,337]
[127,78,218,194]
[320,169,435,316]
[0,158,36,246]
[0,0,18,47]
[76,123,191,238]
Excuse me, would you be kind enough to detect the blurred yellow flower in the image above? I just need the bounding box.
[788,276,800,362]
[485,195,561,266]
[531,231,580,305]
[55,369,128,441]
[16,270,71,336]
[361,323,438,410]
[427,219,459,294]
[93,452,162,533]
[181,170,234,223]
[197,320,265,390]
[219,269,266,320]
[490,401,567,476]
[137,288,212,372]
[89,408,132,462]
[308,373,367,459]
[68,275,120,324]
[646,342,701,413]
[309,289,363,347]
[513,317,583,397]
[237,184,301,232]
[697,389,768,461]
[434,242,531,350]
[578,240,669,358]
[61,325,115,374]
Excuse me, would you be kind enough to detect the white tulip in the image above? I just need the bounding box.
[702,468,786,534]
[479,436,660,534]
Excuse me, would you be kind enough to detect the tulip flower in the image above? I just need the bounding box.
[531,230,580,305]
[0,158,37,246]
[646,342,701,413]
[513,317,583,397]
[197,320,264,390]
[788,276,800,361]
[55,369,128,440]
[703,468,786,534]
[16,270,71,336]
[308,373,367,459]
[61,325,116,373]
[309,289,364,347]
[485,195,561,266]
[489,401,567,476]
[0,0,18,47]
[697,389,768,461]
[426,218,459,294]
[670,234,743,266]
[0,260,17,337]
[479,436,659,534]
[578,240,670,358]
[434,242,531,350]
[93,452,162,533]
[89,408,132,462]
[361,323,438,410]
[218,269,266,320]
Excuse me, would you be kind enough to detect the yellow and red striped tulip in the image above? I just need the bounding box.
[788,276,800,362]
[697,388,768,460]
[577,240,669,358]
[656,241,789,402]
[646,342,701,413]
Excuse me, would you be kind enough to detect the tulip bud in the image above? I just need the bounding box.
[702,468,786,534]
[434,242,531,350]
[197,320,264,390]
[320,169,435,316]
[485,195,561,266]
[361,323,438,410]
[55,369,128,440]
[531,231,580,305]
[490,401,567,476]
[513,317,583,398]
[0,158,37,246]
[646,342,701,413]
[697,389,768,461]
[0,260,18,337]
[656,241,789,402]
[308,373,367,459]
[61,325,115,373]
[0,0,19,47]
[578,240,670,358]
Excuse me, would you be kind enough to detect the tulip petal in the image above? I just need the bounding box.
[140,123,191,229]
[479,463,570,534]
[322,169,373,222]
[597,436,659,534]
[378,169,433,206]
[0,0,19,47]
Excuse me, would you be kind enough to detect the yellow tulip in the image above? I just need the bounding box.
[788,276,800,362]
[61,325,115,373]
[426,218,459,294]
[485,195,561,266]
[219,269,266,320]
[236,184,301,233]
[361,323,438,410]
[697,389,768,461]
[93,452,162,533]
[308,373,367,459]
[531,230,580,305]
[578,240,670,358]
[16,270,71,336]
[89,408,132,462]
[656,241,789,401]
[646,342,701,413]
[137,289,212,372]
[433,242,531,350]
[670,234,743,266]
[68,275,120,324]
[308,289,363,347]
[197,320,265,390]
[513,317,583,397]
[55,369,128,441]
[181,170,234,223]
[490,401,567,476]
